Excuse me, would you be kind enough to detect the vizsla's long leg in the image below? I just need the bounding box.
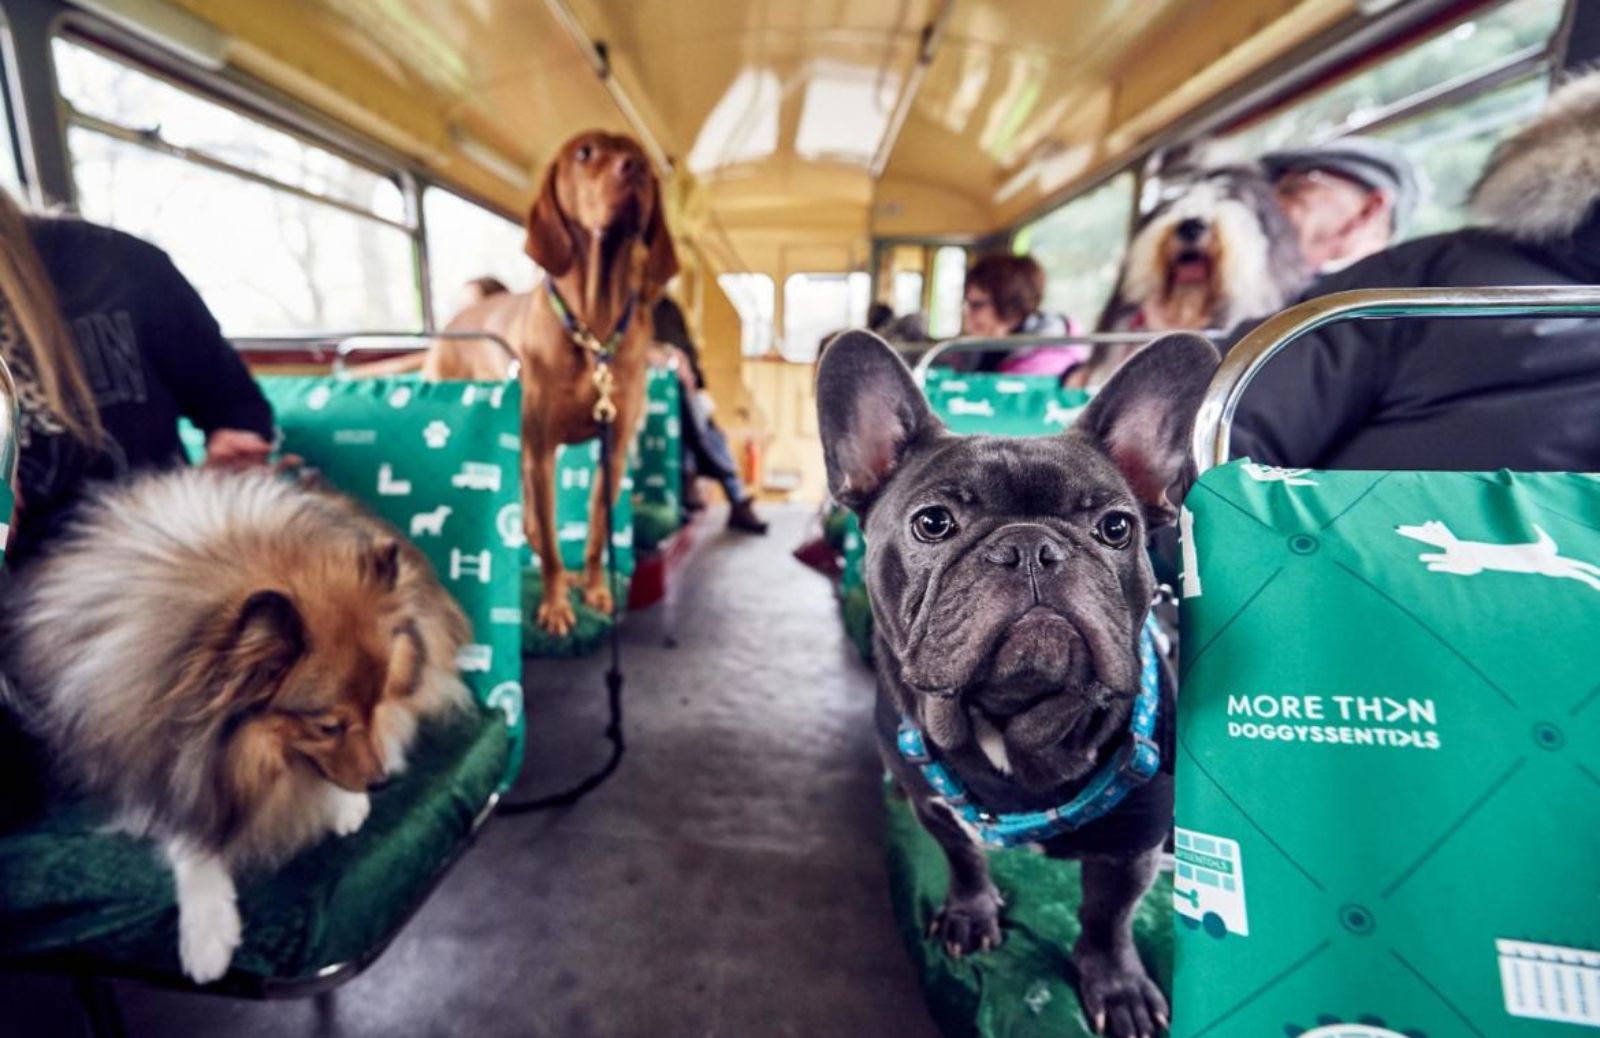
[581,386,644,614]
[525,422,574,635]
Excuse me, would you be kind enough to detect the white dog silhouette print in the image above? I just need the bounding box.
[410,505,451,537]
[1396,521,1600,592]
[1242,463,1317,486]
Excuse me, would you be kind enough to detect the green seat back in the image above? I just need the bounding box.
[633,365,684,548]
[260,376,526,784]
[1173,462,1600,1035]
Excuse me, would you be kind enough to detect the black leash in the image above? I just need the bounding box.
[497,289,629,815]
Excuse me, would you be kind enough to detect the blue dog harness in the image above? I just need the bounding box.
[896,614,1164,849]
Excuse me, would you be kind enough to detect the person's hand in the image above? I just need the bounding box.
[204,428,274,471]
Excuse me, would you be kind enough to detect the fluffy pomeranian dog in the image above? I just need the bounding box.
[1099,165,1309,334]
[2,467,472,983]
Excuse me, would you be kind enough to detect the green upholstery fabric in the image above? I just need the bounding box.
[885,781,1173,1038]
[260,377,526,782]
[1174,463,1600,1036]
[923,370,1090,436]
[0,712,506,985]
[634,366,683,530]
[834,373,1091,661]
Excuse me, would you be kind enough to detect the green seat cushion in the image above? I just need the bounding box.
[0,709,508,987]
[633,500,681,554]
[1174,463,1600,1036]
[885,781,1173,1038]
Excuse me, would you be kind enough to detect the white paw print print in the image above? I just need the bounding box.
[423,420,451,449]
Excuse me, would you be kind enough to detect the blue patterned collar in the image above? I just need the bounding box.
[545,279,636,358]
[896,613,1163,849]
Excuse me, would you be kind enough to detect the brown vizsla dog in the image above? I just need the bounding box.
[424,131,678,635]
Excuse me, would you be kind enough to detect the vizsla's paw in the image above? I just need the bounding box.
[1074,946,1168,1038]
[537,595,577,636]
[581,579,614,615]
[928,885,1004,958]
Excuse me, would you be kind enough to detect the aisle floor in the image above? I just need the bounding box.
[2,505,942,1038]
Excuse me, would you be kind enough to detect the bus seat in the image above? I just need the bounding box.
[884,780,1172,1038]
[1174,463,1600,1035]
[0,374,523,995]
[833,371,1093,661]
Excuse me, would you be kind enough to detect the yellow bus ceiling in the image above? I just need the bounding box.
[165,0,1354,257]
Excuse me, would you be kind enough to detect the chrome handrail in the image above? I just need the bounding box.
[1192,286,1600,473]
[230,331,518,377]
[0,353,19,500]
[910,330,1223,384]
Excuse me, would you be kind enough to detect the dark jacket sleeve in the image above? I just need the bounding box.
[138,243,275,439]
[1225,247,1422,467]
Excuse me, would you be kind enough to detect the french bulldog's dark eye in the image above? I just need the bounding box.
[1094,511,1136,550]
[911,506,958,543]
[576,144,594,162]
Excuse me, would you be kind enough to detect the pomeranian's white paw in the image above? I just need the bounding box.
[167,844,241,984]
[329,789,371,837]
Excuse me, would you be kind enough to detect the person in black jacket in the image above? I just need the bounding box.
[1230,70,1600,472]
[3,192,275,562]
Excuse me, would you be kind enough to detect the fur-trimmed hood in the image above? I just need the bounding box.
[1471,69,1600,243]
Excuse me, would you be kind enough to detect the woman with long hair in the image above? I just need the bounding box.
[0,187,274,562]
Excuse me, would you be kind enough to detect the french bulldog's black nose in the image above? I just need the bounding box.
[1176,217,1206,243]
[983,527,1067,569]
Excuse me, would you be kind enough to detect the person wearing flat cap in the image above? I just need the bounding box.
[1266,136,1421,276]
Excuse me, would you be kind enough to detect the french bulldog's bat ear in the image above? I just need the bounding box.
[816,330,942,512]
[1074,332,1219,527]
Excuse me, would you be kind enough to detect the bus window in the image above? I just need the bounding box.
[1013,172,1135,329]
[1221,0,1566,236]
[54,37,419,336]
[891,271,923,318]
[926,245,967,339]
[423,188,537,325]
[781,271,868,362]
[717,272,775,357]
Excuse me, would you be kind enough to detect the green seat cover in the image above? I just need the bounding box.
[0,713,506,987]
[0,375,522,986]
[1173,462,1600,1036]
[885,781,1173,1038]
[633,366,684,551]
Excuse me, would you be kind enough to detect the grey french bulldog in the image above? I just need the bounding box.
[817,330,1219,1038]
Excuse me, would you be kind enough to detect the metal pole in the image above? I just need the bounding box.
[1191,286,1600,474]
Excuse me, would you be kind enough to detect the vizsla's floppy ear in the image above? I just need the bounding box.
[1073,332,1220,528]
[816,331,943,513]
[640,181,679,301]
[524,158,574,276]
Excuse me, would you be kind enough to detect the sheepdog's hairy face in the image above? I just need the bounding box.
[1119,168,1308,331]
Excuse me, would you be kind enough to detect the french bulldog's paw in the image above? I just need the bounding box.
[581,579,614,615]
[1073,949,1168,1038]
[536,595,577,636]
[328,789,371,837]
[928,886,1004,958]
[177,884,241,984]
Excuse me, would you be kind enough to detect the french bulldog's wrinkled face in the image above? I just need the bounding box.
[818,331,1218,789]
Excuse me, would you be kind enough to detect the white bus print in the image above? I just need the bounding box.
[1174,827,1249,938]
